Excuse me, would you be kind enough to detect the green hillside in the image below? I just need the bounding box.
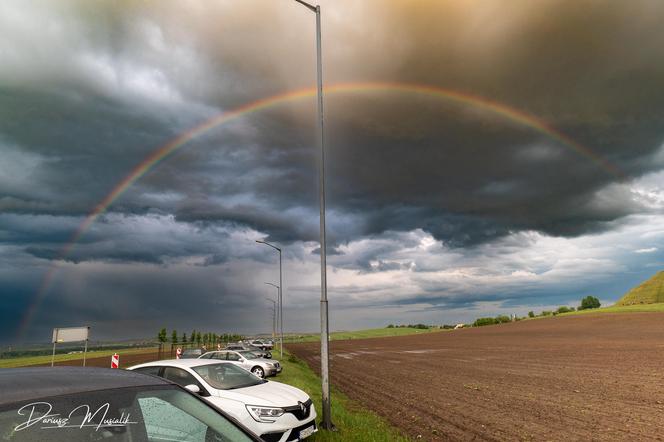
[616,271,664,306]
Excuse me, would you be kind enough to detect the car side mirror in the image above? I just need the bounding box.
[184,384,200,394]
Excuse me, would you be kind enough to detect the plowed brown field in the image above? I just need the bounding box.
[288,313,664,441]
[35,351,165,368]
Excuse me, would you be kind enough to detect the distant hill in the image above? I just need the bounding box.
[616,271,664,306]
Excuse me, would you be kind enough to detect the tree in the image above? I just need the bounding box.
[474,317,496,327]
[579,296,601,310]
[196,332,202,346]
[158,328,167,345]
[528,311,535,318]
[190,330,196,344]
[181,333,187,345]
[171,330,178,344]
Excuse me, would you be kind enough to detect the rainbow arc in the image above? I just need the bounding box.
[17,81,625,338]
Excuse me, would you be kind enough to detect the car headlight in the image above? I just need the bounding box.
[266,362,275,367]
[245,405,284,423]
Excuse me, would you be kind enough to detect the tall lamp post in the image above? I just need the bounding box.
[264,281,282,357]
[293,0,333,430]
[266,298,277,341]
[256,240,283,358]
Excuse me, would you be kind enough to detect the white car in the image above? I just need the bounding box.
[129,359,317,442]
[200,350,282,378]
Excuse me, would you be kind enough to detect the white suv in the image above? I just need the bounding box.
[128,359,316,442]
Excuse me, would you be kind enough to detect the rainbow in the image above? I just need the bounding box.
[17,81,625,338]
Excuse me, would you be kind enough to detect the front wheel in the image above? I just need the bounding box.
[251,366,265,378]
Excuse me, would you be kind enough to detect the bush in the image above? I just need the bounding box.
[528,311,535,318]
[387,324,394,328]
[556,306,574,314]
[473,317,497,327]
[495,315,512,324]
[579,296,601,310]
[541,310,553,316]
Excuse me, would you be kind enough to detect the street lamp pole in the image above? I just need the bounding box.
[264,281,282,357]
[294,0,333,430]
[257,240,283,358]
[266,298,277,340]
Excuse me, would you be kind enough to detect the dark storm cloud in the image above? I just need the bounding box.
[2,0,664,249]
[123,0,664,246]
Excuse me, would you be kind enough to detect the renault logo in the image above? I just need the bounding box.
[298,401,306,413]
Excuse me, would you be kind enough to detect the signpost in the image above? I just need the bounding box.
[51,326,90,367]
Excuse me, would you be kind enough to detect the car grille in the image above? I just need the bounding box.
[260,431,285,442]
[283,399,312,421]
[273,362,280,368]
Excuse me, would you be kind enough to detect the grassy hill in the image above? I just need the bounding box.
[616,271,664,306]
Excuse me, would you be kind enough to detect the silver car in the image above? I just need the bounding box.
[199,350,282,378]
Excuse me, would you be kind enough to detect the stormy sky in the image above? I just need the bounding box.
[1,0,664,344]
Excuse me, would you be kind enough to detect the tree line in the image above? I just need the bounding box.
[157,329,244,348]
[474,296,602,327]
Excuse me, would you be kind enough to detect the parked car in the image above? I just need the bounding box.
[129,359,317,442]
[200,350,282,378]
[181,348,204,358]
[248,339,273,350]
[0,366,260,441]
[227,342,272,359]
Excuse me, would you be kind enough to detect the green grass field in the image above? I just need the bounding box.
[0,347,158,368]
[284,326,445,343]
[558,302,664,316]
[277,349,410,442]
[615,271,664,305]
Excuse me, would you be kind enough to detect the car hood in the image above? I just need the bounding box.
[215,381,309,407]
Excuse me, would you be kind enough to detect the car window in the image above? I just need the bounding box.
[238,351,258,359]
[226,352,241,361]
[163,367,202,389]
[193,363,266,390]
[0,386,254,442]
[207,352,226,360]
[132,366,161,376]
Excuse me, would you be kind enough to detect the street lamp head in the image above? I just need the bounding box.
[255,239,281,252]
[294,0,317,12]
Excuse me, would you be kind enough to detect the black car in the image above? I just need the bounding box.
[0,366,261,441]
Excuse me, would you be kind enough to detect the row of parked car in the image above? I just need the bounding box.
[181,339,274,361]
[0,338,317,442]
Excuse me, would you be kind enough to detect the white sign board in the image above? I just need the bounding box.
[52,326,90,343]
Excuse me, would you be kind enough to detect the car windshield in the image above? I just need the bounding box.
[0,385,253,442]
[238,351,260,359]
[193,363,266,390]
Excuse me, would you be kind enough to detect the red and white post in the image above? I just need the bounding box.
[111,353,119,369]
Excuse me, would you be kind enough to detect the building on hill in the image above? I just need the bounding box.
[616,271,664,306]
